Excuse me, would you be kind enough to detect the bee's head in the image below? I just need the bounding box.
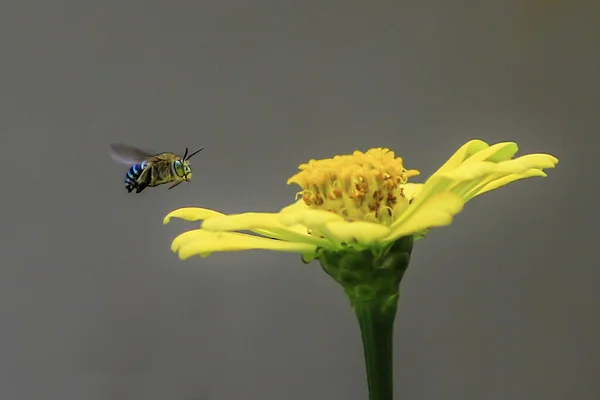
[183,162,192,180]
[174,146,203,182]
[173,159,192,181]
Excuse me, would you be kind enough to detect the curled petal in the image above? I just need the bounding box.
[389,174,464,232]
[280,204,393,247]
[430,140,489,176]
[279,207,345,229]
[432,154,552,192]
[456,153,558,200]
[324,220,391,246]
[202,212,283,231]
[502,153,558,170]
[171,229,317,260]
[412,174,459,201]
[279,199,310,214]
[278,208,349,247]
[163,207,224,224]
[464,142,519,163]
[402,183,424,201]
[462,155,556,177]
[386,191,464,241]
[441,162,497,181]
[201,212,330,247]
[466,169,548,200]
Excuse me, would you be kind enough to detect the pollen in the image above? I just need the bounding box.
[287,148,420,225]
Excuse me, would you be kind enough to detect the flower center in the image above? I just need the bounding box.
[287,148,420,225]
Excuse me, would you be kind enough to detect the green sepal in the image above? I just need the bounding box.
[316,235,414,304]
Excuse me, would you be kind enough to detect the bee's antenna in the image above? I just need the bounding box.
[182,147,189,161]
[186,146,204,160]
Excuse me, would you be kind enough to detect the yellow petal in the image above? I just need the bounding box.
[457,153,558,200]
[469,155,556,176]
[464,142,519,163]
[324,220,391,246]
[440,154,555,187]
[411,174,460,202]
[443,161,509,180]
[385,191,464,240]
[163,207,224,224]
[279,199,309,214]
[281,201,394,247]
[389,174,464,232]
[402,183,424,201]
[500,153,558,171]
[430,139,489,176]
[278,207,352,246]
[279,207,345,228]
[202,212,282,231]
[465,169,548,199]
[435,162,510,198]
[201,212,330,247]
[171,229,317,260]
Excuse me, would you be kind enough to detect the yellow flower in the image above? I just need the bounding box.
[164,140,558,262]
[163,139,558,400]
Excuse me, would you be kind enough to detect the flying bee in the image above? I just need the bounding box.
[110,143,204,193]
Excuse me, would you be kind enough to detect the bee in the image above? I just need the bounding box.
[110,143,204,193]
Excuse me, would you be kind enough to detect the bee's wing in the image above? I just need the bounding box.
[109,143,155,165]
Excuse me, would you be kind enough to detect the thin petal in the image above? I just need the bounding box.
[430,140,489,176]
[280,203,394,247]
[279,199,309,214]
[443,161,509,180]
[406,174,461,205]
[324,220,391,246]
[498,153,558,171]
[279,207,345,228]
[433,155,551,194]
[201,212,330,247]
[278,208,350,247]
[454,153,558,199]
[465,169,548,200]
[163,207,224,224]
[171,229,316,260]
[389,174,464,233]
[463,155,557,176]
[402,183,424,201]
[202,212,283,231]
[431,165,497,198]
[385,191,464,240]
[464,142,519,163]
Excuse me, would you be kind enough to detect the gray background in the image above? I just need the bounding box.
[0,1,597,399]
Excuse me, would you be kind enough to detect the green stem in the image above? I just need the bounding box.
[316,236,412,400]
[353,298,396,400]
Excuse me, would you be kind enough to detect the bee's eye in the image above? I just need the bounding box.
[174,161,185,177]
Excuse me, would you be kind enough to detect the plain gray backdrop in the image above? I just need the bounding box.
[0,1,597,399]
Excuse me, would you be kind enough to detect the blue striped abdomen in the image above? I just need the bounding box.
[125,161,148,188]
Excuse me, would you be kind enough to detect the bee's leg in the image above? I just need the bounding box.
[125,180,138,193]
[134,168,152,193]
[135,180,147,193]
[128,180,141,193]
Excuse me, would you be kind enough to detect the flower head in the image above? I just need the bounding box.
[164,140,558,262]
[163,139,559,400]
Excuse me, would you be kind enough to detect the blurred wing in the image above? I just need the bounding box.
[109,143,155,165]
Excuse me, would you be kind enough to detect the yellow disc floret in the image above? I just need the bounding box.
[287,148,420,225]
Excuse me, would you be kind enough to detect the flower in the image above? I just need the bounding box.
[164,140,558,262]
[163,138,558,400]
